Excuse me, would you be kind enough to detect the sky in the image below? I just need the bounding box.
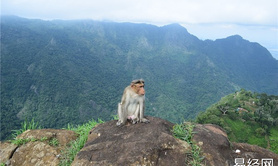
[1,0,278,59]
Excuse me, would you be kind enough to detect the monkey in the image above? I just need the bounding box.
[116,79,150,126]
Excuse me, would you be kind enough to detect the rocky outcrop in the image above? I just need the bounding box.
[0,142,17,165]
[1,118,277,166]
[193,124,278,166]
[193,124,232,165]
[0,129,77,166]
[73,118,278,166]
[72,117,191,166]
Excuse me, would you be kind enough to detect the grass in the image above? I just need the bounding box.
[10,118,42,145]
[49,138,60,147]
[224,118,267,148]
[11,136,52,146]
[10,119,61,147]
[172,122,194,143]
[11,118,41,138]
[7,117,207,165]
[269,127,278,154]
[172,122,204,166]
[11,138,32,146]
[59,119,103,166]
[8,118,103,165]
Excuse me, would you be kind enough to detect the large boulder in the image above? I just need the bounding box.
[0,129,77,166]
[11,141,61,166]
[72,117,192,166]
[1,118,277,166]
[16,129,77,147]
[0,142,17,165]
[73,118,278,166]
[193,124,278,166]
[193,124,233,165]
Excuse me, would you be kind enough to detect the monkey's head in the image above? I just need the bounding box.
[131,79,145,95]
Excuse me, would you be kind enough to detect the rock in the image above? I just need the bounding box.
[16,129,78,147]
[1,129,77,166]
[193,124,233,166]
[1,119,277,166]
[192,124,278,166]
[11,141,60,166]
[0,142,18,165]
[72,117,192,166]
[232,143,278,165]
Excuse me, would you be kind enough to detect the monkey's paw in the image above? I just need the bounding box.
[116,121,124,126]
[140,118,150,123]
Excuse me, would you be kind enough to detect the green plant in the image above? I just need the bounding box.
[112,114,119,120]
[11,138,31,146]
[190,144,204,165]
[49,138,59,147]
[11,136,60,147]
[11,118,41,139]
[172,122,193,143]
[30,137,37,142]
[59,118,103,166]
[40,136,48,141]
[172,123,203,166]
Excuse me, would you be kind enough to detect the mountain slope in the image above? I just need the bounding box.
[196,89,278,153]
[1,16,278,140]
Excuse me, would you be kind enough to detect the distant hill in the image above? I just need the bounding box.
[196,89,278,154]
[1,16,278,140]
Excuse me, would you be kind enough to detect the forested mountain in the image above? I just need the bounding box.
[1,16,278,140]
[196,89,278,153]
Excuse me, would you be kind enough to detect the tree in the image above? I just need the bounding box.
[217,103,230,115]
[255,127,266,136]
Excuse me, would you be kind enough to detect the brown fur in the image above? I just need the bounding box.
[116,79,149,126]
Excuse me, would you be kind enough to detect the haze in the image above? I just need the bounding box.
[1,0,278,59]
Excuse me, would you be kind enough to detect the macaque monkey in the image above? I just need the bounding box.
[116,79,150,126]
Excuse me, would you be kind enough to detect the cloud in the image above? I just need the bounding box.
[1,0,277,59]
[1,0,277,26]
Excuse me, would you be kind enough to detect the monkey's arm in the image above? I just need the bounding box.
[139,99,149,123]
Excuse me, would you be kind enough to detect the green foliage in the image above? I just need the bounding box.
[11,138,31,146]
[255,128,266,137]
[11,118,41,139]
[1,16,278,141]
[196,89,278,153]
[269,127,278,154]
[172,123,194,143]
[40,136,48,141]
[112,114,119,120]
[49,138,59,147]
[11,136,48,146]
[190,144,203,166]
[59,119,103,166]
[172,123,203,166]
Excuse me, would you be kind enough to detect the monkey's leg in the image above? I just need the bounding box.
[116,103,124,126]
[139,103,150,123]
[132,105,140,124]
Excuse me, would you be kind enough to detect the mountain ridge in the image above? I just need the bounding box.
[1,16,277,140]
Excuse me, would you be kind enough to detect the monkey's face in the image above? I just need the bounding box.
[132,83,145,95]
